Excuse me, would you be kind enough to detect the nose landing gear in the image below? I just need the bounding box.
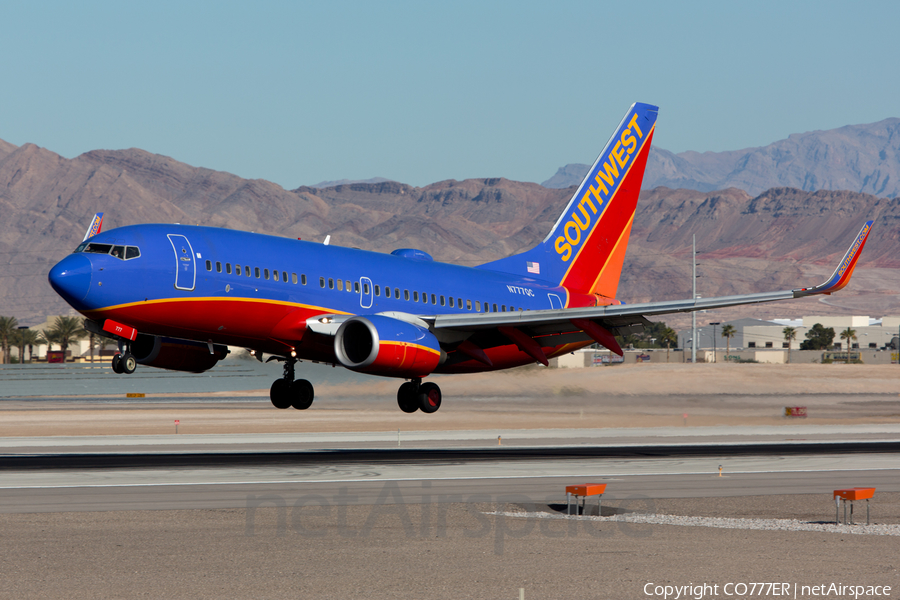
[269,358,315,410]
[111,341,137,374]
[397,379,442,414]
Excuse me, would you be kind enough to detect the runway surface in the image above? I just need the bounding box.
[1,432,897,513]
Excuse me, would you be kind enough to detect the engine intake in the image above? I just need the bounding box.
[334,315,442,378]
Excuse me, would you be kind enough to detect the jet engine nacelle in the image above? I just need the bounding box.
[131,334,228,373]
[334,315,442,378]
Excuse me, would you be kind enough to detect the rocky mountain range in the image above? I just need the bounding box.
[543,118,900,198]
[2,137,898,329]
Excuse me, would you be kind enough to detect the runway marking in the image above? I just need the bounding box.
[0,468,896,490]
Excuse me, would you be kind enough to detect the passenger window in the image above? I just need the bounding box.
[283,271,288,283]
[501,305,506,312]
[355,282,360,293]
[466,300,472,310]
[431,294,436,305]
[395,288,401,299]
[404,290,410,301]
[363,283,369,294]
[440,295,445,306]
[216,262,222,273]
[264,269,270,280]
[225,263,232,274]
[475,301,480,312]
[291,273,297,284]
[328,278,334,289]
[125,246,140,260]
[493,304,498,312]
[337,279,343,291]
[255,267,260,278]
[345,280,352,291]
[246,267,251,277]
[235,265,242,276]
[301,274,307,285]
[319,277,325,288]
[413,291,419,302]
[458,298,463,309]
[273,270,279,282]
[449,297,454,308]
[375,285,380,296]
[206,260,212,271]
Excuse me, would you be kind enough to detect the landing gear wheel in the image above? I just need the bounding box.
[121,353,137,374]
[290,379,315,410]
[417,382,442,414]
[397,381,419,413]
[111,354,124,374]
[270,379,291,409]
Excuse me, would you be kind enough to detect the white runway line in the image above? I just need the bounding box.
[0,467,897,490]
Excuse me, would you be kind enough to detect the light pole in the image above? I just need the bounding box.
[709,322,720,363]
[691,234,696,365]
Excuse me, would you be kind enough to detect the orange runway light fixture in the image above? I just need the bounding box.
[566,483,607,516]
[834,487,875,525]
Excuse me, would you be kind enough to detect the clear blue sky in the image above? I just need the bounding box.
[2,1,897,188]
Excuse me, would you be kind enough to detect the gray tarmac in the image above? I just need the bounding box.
[1,374,898,599]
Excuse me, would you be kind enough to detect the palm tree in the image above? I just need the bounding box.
[840,327,857,352]
[783,326,797,364]
[721,324,736,361]
[657,326,677,363]
[46,316,87,361]
[16,328,40,363]
[0,316,18,364]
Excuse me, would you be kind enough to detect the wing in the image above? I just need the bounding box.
[428,220,874,360]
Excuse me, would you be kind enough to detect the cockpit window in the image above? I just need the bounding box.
[82,243,113,254]
[74,242,141,260]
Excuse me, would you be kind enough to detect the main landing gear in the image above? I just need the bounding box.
[111,341,136,374]
[397,379,442,414]
[269,358,315,410]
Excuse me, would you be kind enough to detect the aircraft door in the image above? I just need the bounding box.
[360,277,373,309]
[167,234,196,291]
[548,293,563,309]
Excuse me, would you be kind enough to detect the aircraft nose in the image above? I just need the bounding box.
[49,254,92,305]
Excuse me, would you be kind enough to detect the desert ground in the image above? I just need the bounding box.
[1,362,898,436]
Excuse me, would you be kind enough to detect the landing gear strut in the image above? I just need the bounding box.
[269,358,315,410]
[397,379,442,414]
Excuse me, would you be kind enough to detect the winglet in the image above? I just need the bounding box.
[793,220,873,297]
[82,213,104,242]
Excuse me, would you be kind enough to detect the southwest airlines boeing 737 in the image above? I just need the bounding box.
[48,103,873,414]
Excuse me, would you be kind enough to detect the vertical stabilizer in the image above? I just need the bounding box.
[479,103,657,300]
[82,213,104,242]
